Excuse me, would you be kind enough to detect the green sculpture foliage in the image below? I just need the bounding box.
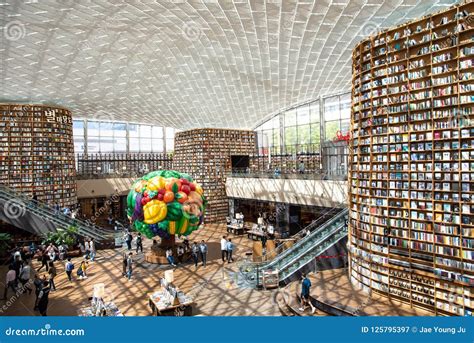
[127,170,206,239]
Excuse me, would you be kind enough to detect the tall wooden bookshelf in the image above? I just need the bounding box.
[349,1,474,316]
[173,128,256,222]
[0,104,77,207]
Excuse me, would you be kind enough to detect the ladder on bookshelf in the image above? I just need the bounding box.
[0,186,112,242]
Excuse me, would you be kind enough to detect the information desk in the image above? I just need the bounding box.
[227,224,248,235]
[148,291,194,316]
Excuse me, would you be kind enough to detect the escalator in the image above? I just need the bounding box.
[0,186,113,242]
[239,208,348,288]
[254,207,343,263]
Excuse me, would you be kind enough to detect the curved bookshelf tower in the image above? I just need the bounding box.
[0,104,77,207]
[349,1,474,316]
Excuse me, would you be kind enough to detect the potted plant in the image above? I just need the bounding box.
[42,226,78,249]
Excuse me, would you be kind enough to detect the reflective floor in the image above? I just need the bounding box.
[0,224,282,316]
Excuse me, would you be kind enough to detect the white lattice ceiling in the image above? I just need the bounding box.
[1,0,461,129]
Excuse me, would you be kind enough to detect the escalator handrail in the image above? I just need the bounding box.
[0,187,111,239]
[262,209,348,270]
[245,209,348,278]
[277,223,348,279]
[0,185,109,234]
[0,192,110,241]
[249,222,347,287]
[255,207,342,263]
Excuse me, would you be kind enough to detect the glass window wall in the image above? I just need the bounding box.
[73,120,177,154]
[254,92,350,154]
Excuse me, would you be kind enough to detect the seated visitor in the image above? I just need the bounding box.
[177,245,185,263]
[182,239,190,252]
[166,248,176,267]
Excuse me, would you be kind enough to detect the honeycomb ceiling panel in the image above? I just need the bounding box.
[0,0,461,129]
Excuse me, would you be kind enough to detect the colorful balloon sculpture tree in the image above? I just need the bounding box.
[126,170,206,240]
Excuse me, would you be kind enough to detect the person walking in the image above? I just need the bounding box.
[299,273,316,314]
[220,236,228,262]
[199,240,208,267]
[33,274,44,311]
[261,233,268,250]
[37,249,49,272]
[37,280,51,316]
[18,261,32,294]
[78,242,85,256]
[84,238,91,260]
[191,242,199,267]
[89,238,96,262]
[125,230,133,251]
[2,266,17,300]
[226,238,234,263]
[77,260,88,279]
[166,248,176,267]
[65,258,74,282]
[135,233,143,253]
[58,245,67,261]
[126,252,133,281]
[48,262,57,291]
[122,252,128,277]
[11,255,22,282]
[298,160,305,174]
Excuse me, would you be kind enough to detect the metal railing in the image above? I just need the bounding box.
[252,207,342,263]
[76,152,173,179]
[238,208,348,287]
[0,186,113,242]
[228,169,348,181]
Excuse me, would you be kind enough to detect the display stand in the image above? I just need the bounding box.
[262,269,279,289]
[227,223,248,235]
[78,283,123,317]
[148,277,194,316]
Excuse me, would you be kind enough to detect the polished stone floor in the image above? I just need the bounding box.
[305,269,433,316]
[1,223,434,317]
[0,224,282,316]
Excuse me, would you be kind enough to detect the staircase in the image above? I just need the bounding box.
[239,208,348,288]
[0,186,113,242]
